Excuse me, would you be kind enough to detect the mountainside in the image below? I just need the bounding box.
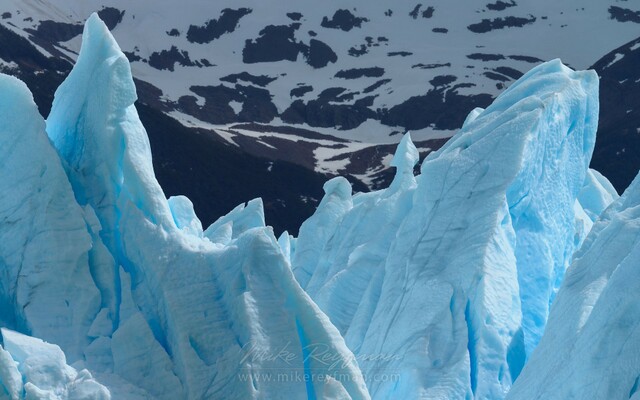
[590,35,640,192]
[0,0,638,233]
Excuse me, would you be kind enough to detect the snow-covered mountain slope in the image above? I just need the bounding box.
[0,0,638,181]
[590,34,640,192]
[0,1,638,235]
[0,13,637,400]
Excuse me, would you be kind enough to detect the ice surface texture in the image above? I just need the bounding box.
[0,11,630,400]
[0,14,368,400]
[0,329,110,400]
[292,60,614,398]
[507,174,640,399]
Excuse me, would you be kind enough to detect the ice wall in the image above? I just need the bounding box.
[0,73,106,362]
[507,173,640,400]
[0,14,370,400]
[0,329,110,400]
[292,59,613,399]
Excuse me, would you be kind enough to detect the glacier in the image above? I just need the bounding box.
[0,14,368,400]
[293,59,611,399]
[0,12,636,400]
[507,173,640,400]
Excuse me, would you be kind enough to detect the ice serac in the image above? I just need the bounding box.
[293,59,606,399]
[43,14,369,400]
[506,173,640,400]
[203,197,265,240]
[293,177,353,288]
[0,74,107,363]
[0,328,110,400]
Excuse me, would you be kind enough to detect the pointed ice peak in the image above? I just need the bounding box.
[462,107,485,128]
[203,198,265,241]
[578,169,619,221]
[389,132,419,191]
[277,230,292,263]
[391,132,419,173]
[483,58,598,120]
[168,196,203,237]
[205,221,233,245]
[322,177,352,201]
[293,177,353,288]
[46,12,175,248]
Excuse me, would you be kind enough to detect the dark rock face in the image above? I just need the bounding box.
[348,45,368,57]
[407,4,435,19]
[422,6,435,18]
[97,7,125,30]
[493,66,522,79]
[335,67,385,79]
[178,83,278,125]
[409,4,422,19]
[149,46,196,71]
[429,75,457,87]
[290,85,313,97]
[347,36,388,58]
[123,51,141,62]
[187,8,252,44]
[235,85,279,123]
[242,26,337,68]
[281,96,377,130]
[467,15,536,33]
[166,28,180,37]
[432,27,448,33]
[220,72,277,87]
[608,6,640,24]
[243,24,304,63]
[138,102,327,236]
[508,54,543,63]
[380,88,493,131]
[31,20,83,42]
[363,79,391,93]
[486,1,517,11]
[179,85,241,124]
[2,12,11,19]
[412,62,451,69]
[321,9,368,31]
[0,23,70,74]
[483,71,510,82]
[590,35,640,193]
[286,12,303,21]
[466,53,505,61]
[388,51,413,57]
[304,39,337,68]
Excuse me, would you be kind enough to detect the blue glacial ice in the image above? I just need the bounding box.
[0,14,369,400]
[291,59,614,399]
[0,328,110,399]
[0,11,633,400]
[507,173,640,400]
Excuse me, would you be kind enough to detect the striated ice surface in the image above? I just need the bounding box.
[292,59,615,399]
[507,173,640,400]
[0,329,110,400]
[0,14,369,400]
